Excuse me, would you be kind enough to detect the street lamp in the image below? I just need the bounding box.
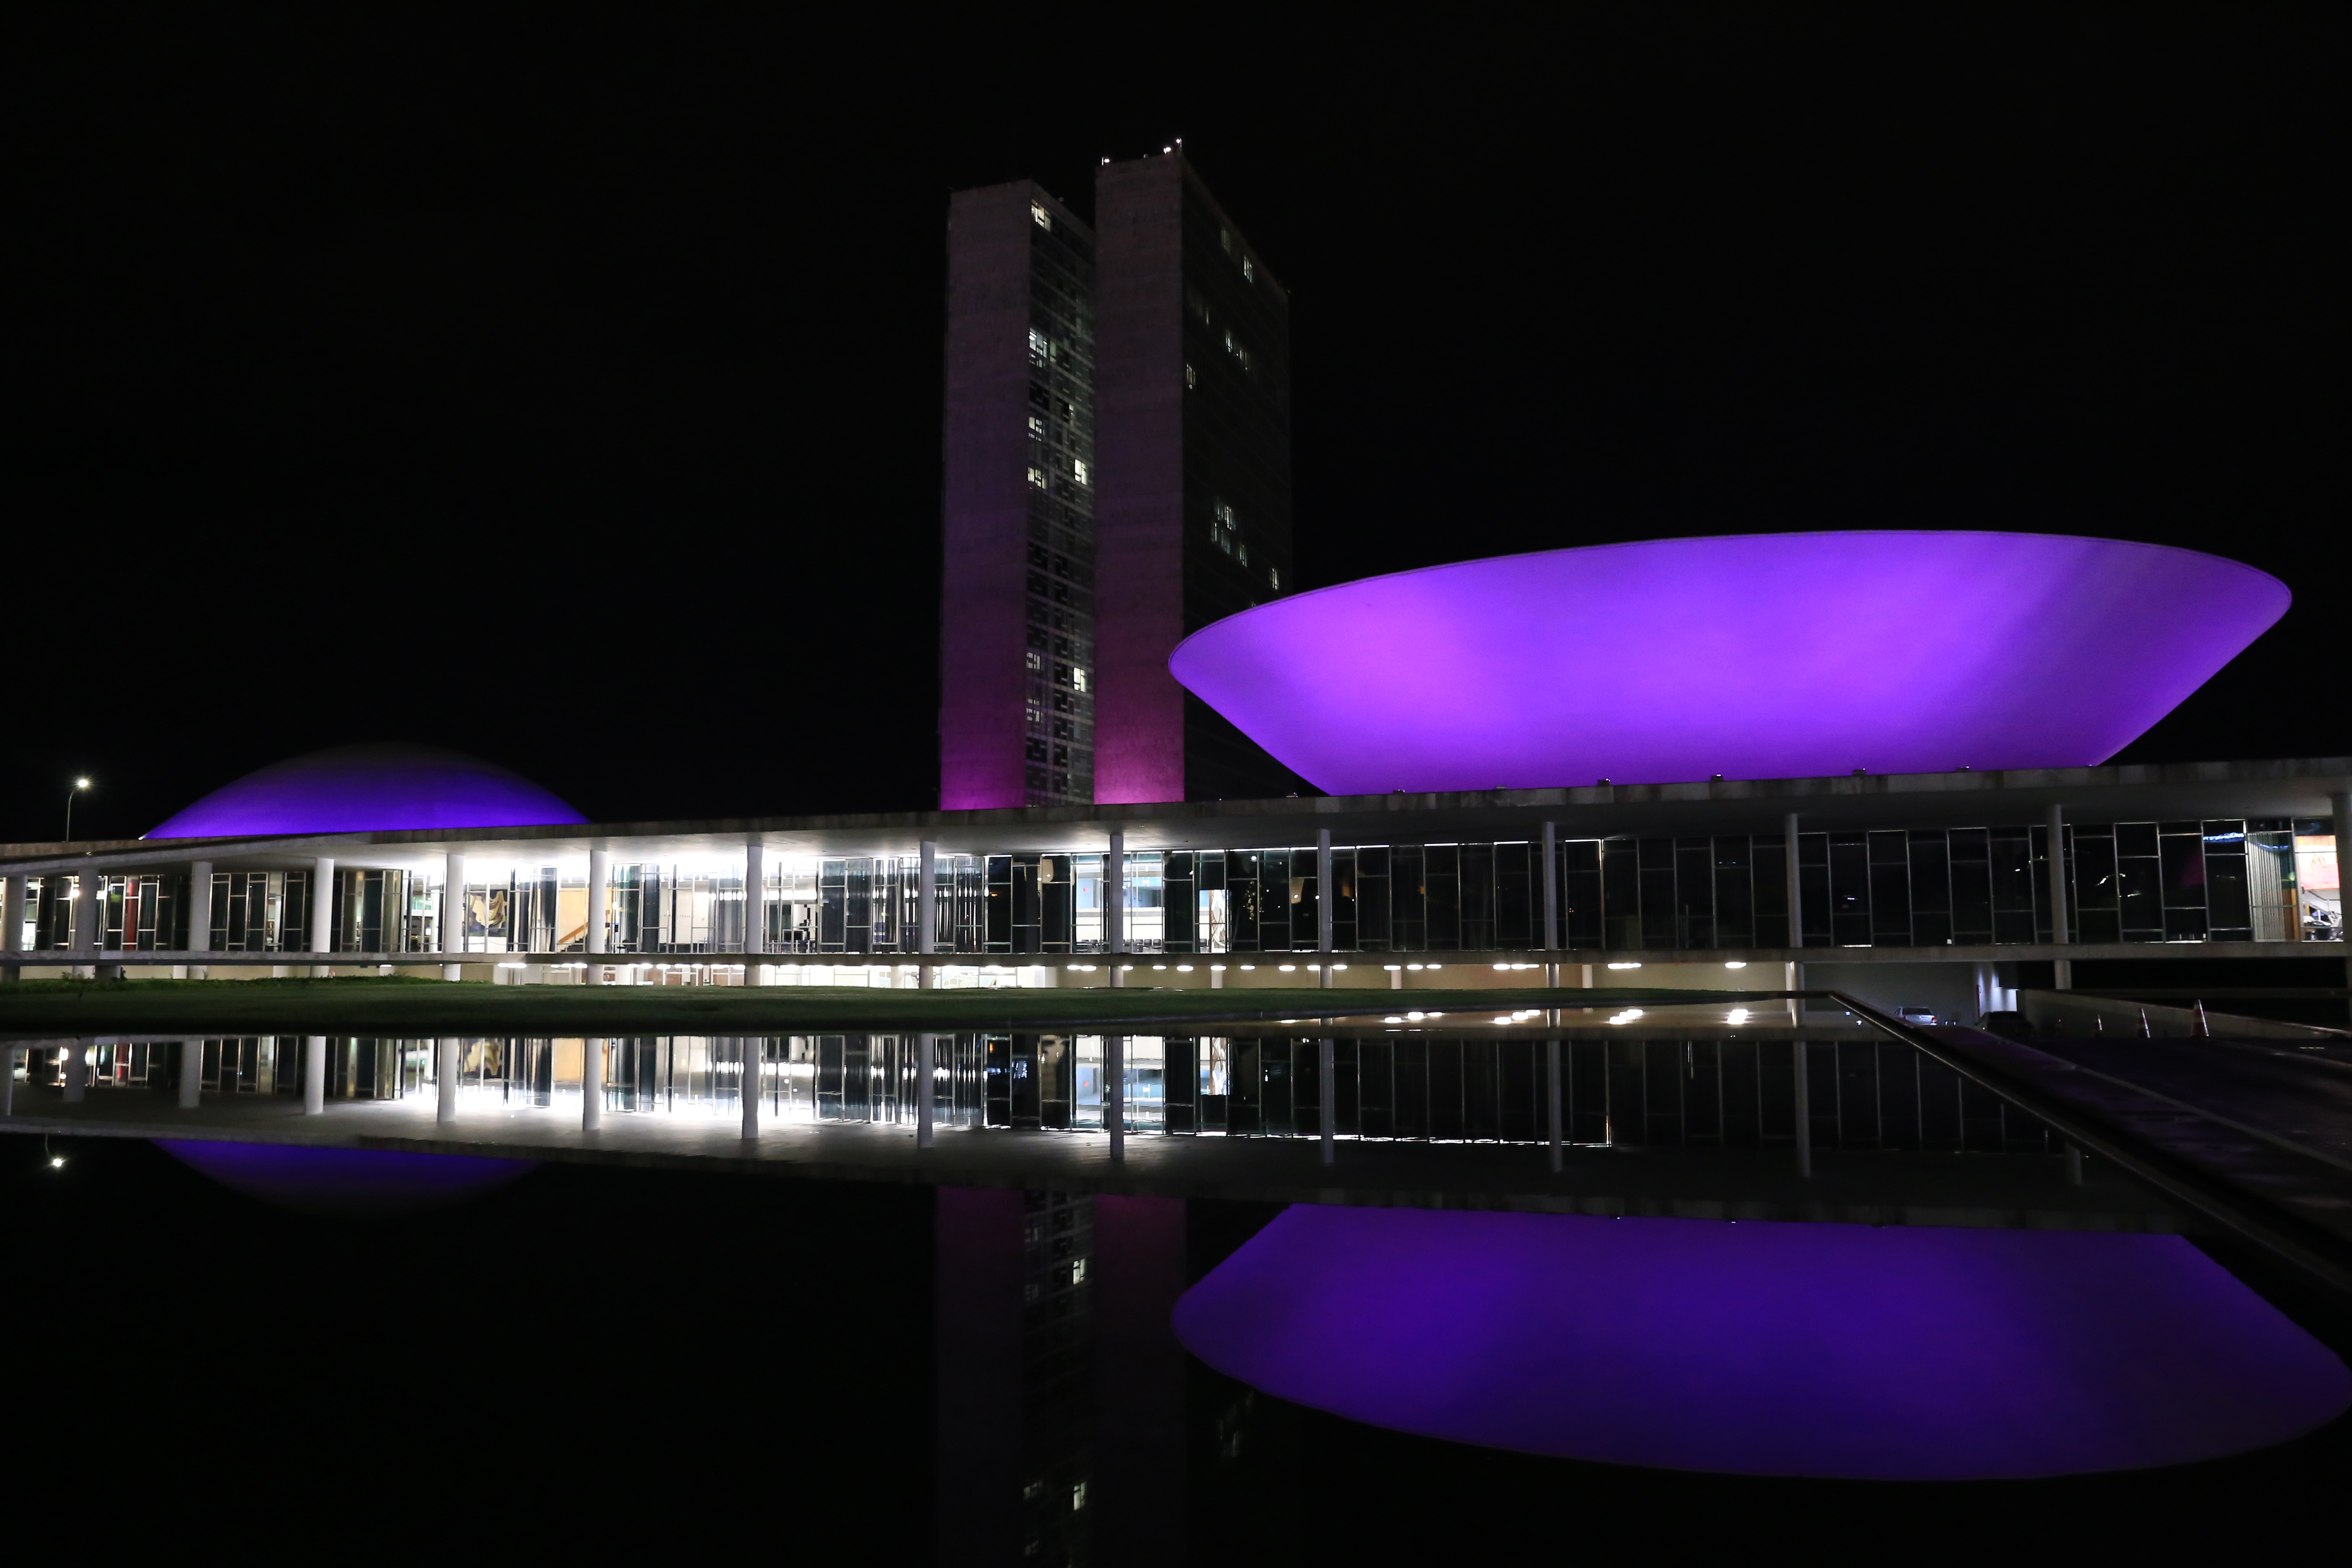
[64,777,90,843]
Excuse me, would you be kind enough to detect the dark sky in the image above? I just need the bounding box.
[15,9,2342,843]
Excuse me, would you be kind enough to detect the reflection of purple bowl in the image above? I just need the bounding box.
[1169,532,2290,794]
[1173,1205,2350,1479]
[157,1140,536,1217]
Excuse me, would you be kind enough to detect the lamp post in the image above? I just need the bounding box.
[63,778,90,843]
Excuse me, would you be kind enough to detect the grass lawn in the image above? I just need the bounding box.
[0,976,1775,1035]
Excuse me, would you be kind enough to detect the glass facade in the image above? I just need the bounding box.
[1022,204,1096,807]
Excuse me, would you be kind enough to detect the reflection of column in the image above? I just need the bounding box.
[63,1039,89,1102]
[1316,828,1333,989]
[1106,1035,1124,1159]
[441,850,466,981]
[917,1034,936,1148]
[310,856,336,979]
[582,1037,603,1130]
[1107,831,1124,988]
[2048,803,2072,990]
[1093,1195,1186,1568]
[187,860,213,980]
[177,1036,201,1109]
[1318,1036,1335,1164]
[1541,821,1560,978]
[740,1038,760,1139]
[918,840,938,991]
[304,1035,327,1114]
[1546,1036,1563,1173]
[1793,1040,1812,1178]
[587,845,610,957]
[437,1038,460,1124]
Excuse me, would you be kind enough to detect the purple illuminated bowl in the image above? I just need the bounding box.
[1168,532,2290,794]
[146,742,586,838]
[1173,1205,2350,1480]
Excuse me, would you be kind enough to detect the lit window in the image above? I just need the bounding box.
[1184,363,1197,389]
[1073,458,1088,485]
[1028,327,1049,363]
[1072,668,1089,692]
[1243,256,1255,283]
[1269,567,1280,591]
[1031,201,1050,230]
[1027,467,1048,490]
[1026,651,1043,671]
[1028,415,1045,437]
[1220,226,1231,253]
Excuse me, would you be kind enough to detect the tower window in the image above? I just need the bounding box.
[1031,201,1051,230]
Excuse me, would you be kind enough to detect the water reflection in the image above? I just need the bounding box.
[1173,1205,2352,1479]
[156,1139,535,1216]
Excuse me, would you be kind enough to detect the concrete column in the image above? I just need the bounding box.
[177,1037,201,1108]
[917,1033,936,1148]
[582,1037,603,1131]
[1,875,21,986]
[63,1039,88,1102]
[1541,821,1560,953]
[918,840,938,990]
[186,860,213,978]
[1787,959,1803,1027]
[1793,1040,1812,1178]
[1107,831,1124,987]
[437,1038,460,1124]
[1318,1036,1336,1165]
[587,846,610,957]
[1784,813,1803,950]
[2045,803,2073,993]
[1106,1033,1124,1159]
[1546,1036,1563,1173]
[440,851,467,978]
[1390,966,1401,990]
[744,840,765,960]
[309,856,336,978]
[1317,829,1334,992]
[2333,792,2352,1024]
[303,1035,326,1115]
[2,1045,15,1115]
[73,871,100,957]
[741,1038,760,1139]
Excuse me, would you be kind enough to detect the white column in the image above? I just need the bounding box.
[437,1038,460,1124]
[1318,1035,1336,1165]
[177,1037,201,1109]
[1107,831,1124,988]
[587,846,611,957]
[741,1038,760,1139]
[1541,821,1560,954]
[582,1037,603,1130]
[917,840,938,990]
[1786,958,1803,1026]
[186,861,213,979]
[63,1039,88,1102]
[1106,1033,1124,1159]
[2046,803,2071,990]
[73,870,100,959]
[1317,828,1334,988]
[2334,791,2352,1022]
[1546,1036,1563,1173]
[744,840,765,983]
[1389,966,1401,990]
[442,851,468,973]
[309,856,336,978]
[303,1034,327,1114]
[917,1033,936,1148]
[1,874,21,987]
[1784,812,1803,951]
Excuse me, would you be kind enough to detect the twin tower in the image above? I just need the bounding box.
[939,151,1297,811]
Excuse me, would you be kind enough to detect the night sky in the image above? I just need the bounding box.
[16,10,2340,844]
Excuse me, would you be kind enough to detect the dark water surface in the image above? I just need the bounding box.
[4,1128,2352,1568]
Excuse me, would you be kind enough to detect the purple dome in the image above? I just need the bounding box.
[1168,532,2290,794]
[146,743,587,838]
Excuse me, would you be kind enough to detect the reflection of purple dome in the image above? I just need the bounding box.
[146,743,587,838]
[1169,532,2291,794]
[1174,1205,2350,1479]
[156,1140,536,1216]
